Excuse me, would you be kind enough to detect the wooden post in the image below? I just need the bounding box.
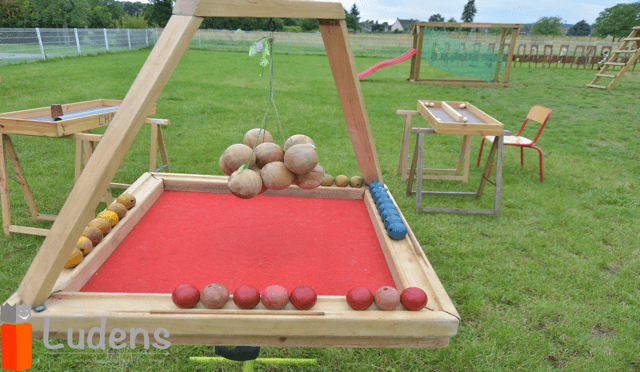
[503,28,518,83]
[0,135,11,236]
[16,15,204,307]
[318,19,382,184]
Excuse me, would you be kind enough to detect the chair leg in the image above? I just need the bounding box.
[533,146,544,182]
[476,137,486,167]
[520,147,524,167]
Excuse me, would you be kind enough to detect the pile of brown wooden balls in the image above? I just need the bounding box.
[219,129,324,199]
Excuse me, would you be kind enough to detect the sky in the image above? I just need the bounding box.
[328,0,632,25]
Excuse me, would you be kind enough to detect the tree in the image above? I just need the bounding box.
[283,18,298,26]
[428,14,444,23]
[461,0,476,23]
[0,0,27,27]
[593,2,640,42]
[349,3,360,22]
[446,17,457,31]
[22,0,90,28]
[566,20,591,36]
[345,11,360,31]
[115,13,148,28]
[532,16,563,35]
[145,0,172,27]
[121,1,146,15]
[300,18,318,31]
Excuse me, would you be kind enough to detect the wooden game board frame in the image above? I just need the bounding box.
[13,172,459,348]
[409,22,522,87]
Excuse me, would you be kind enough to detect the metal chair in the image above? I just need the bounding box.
[476,105,552,182]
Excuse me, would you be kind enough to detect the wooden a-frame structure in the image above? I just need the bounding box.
[409,22,522,87]
[9,0,382,309]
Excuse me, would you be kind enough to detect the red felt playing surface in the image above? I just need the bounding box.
[81,191,396,295]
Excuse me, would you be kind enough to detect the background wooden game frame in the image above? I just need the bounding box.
[23,172,459,348]
[409,22,522,87]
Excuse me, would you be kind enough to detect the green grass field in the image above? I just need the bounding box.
[0,47,639,371]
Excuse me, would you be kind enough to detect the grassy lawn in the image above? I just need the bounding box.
[0,47,639,371]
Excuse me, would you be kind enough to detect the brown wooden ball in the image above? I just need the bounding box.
[283,134,315,153]
[284,144,318,175]
[116,193,136,209]
[322,174,334,186]
[228,168,263,199]
[220,144,256,174]
[335,175,349,187]
[243,128,273,148]
[219,154,233,176]
[254,142,284,168]
[88,217,111,235]
[261,161,295,190]
[297,164,325,190]
[76,236,93,256]
[81,226,103,246]
[350,176,364,188]
[106,203,127,220]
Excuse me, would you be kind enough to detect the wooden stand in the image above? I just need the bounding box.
[397,110,472,183]
[0,102,170,237]
[409,22,522,87]
[406,128,509,216]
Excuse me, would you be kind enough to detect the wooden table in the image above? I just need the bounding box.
[0,100,170,236]
[405,100,508,216]
[4,173,460,349]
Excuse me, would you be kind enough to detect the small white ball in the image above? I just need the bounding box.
[462,117,468,123]
[459,103,467,109]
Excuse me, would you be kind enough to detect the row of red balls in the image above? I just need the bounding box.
[172,284,428,311]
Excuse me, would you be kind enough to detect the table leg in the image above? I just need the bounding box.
[149,123,159,172]
[399,114,412,180]
[4,135,39,222]
[75,139,83,182]
[415,132,425,213]
[476,135,500,197]
[0,135,11,236]
[157,126,170,173]
[493,135,504,216]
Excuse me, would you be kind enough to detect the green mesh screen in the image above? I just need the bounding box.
[421,28,507,82]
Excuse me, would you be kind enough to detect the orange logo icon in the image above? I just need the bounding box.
[1,303,32,371]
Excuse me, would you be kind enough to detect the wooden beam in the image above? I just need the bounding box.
[173,0,345,19]
[503,28,519,83]
[414,22,522,29]
[16,15,203,307]
[319,19,382,184]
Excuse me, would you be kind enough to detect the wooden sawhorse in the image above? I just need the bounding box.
[406,128,509,216]
[0,118,170,237]
[397,110,473,183]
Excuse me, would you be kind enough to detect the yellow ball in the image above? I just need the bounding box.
[88,217,111,236]
[65,248,84,269]
[97,210,119,227]
[76,236,94,256]
[335,175,349,187]
[116,193,136,209]
[322,174,335,186]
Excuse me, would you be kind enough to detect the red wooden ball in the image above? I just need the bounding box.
[290,286,317,310]
[261,285,290,310]
[374,286,400,311]
[233,285,261,309]
[346,287,374,310]
[200,283,229,309]
[400,287,428,311]
[172,284,200,309]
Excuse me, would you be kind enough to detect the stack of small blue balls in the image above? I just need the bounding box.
[368,182,408,241]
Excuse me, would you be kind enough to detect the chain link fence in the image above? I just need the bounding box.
[1,27,623,66]
[0,28,156,65]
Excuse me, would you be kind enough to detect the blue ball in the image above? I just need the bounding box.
[368,182,384,191]
[375,196,392,208]
[378,204,397,216]
[371,188,389,200]
[387,223,408,240]
[384,215,403,229]
[380,208,400,222]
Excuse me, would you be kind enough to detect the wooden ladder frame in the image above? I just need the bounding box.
[11,0,382,308]
[588,27,640,90]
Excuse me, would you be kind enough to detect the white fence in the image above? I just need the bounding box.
[0,28,156,64]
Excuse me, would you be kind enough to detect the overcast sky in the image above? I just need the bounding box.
[330,0,633,25]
